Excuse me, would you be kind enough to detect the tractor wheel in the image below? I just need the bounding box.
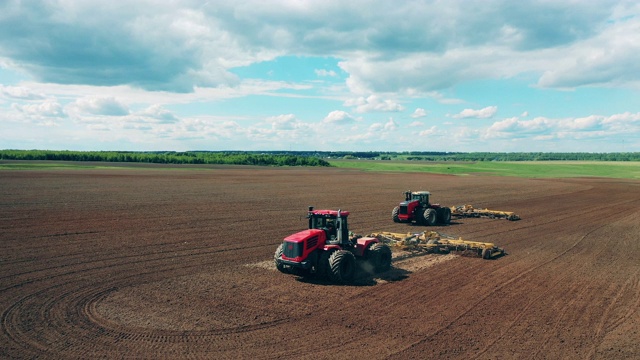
[316,250,333,279]
[328,250,356,283]
[482,248,492,259]
[392,206,400,223]
[274,244,289,273]
[367,243,392,273]
[423,208,438,226]
[438,207,451,224]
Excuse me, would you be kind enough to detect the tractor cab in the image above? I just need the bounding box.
[405,191,431,206]
[307,206,350,245]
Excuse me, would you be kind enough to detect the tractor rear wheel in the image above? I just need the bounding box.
[438,207,451,224]
[423,208,438,226]
[328,250,356,283]
[367,243,392,273]
[482,248,492,259]
[274,244,289,273]
[392,206,400,223]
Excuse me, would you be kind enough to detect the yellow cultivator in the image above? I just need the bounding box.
[369,231,507,259]
[450,204,520,221]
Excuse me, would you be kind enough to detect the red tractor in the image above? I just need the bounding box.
[392,190,451,226]
[274,207,392,283]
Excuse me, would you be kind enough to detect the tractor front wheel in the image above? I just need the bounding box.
[392,206,400,223]
[328,250,356,283]
[316,250,333,279]
[274,244,289,273]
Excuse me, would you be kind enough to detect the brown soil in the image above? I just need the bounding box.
[1,165,639,359]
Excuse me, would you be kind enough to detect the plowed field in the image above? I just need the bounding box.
[1,164,639,359]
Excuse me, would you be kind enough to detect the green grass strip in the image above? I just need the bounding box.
[329,160,640,179]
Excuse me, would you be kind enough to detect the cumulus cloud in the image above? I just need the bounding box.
[136,105,179,124]
[265,113,301,130]
[453,106,498,119]
[70,96,130,116]
[344,95,404,113]
[336,3,639,93]
[0,1,637,94]
[385,118,398,131]
[0,1,241,92]
[537,14,640,89]
[484,112,640,140]
[419,126,437,137]
[12,99,63,118]
[411,108,427,118]
[323,110,355,124]
[370,118,398,132]
[0,85,46,100]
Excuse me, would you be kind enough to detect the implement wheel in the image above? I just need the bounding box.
[328,250,356,283]
[482,248,493,259]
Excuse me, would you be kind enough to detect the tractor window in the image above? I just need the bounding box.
[325,219,337,239]
[310,217,324,229]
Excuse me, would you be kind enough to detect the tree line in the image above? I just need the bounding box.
[246,151,640,161]
[400,152,640,161]
[0,150,331,167]
[1,150,638,164]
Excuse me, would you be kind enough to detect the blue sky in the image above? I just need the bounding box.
[1,0,639,152]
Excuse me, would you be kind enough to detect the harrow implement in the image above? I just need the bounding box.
[369,231,506,259]
[450,204,521,221]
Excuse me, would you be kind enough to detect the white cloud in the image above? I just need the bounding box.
[344,95,404,113]
[1,1,637,95]
[323,110,355,124]
[537,13,640,89]
[419,126,437,137]
[315,69,337,77]
[384,118,398,131]
[0,85,46,100]
[69,96,130,116]
[602,111,640,125]
[453,106,498,119]
[266,113,301,130]
[12,99,64,118]
[484,112,640,141]
[411,108,427,118]
[136,104,179,124]
[369,118,398,132]
[485,117,522,138]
